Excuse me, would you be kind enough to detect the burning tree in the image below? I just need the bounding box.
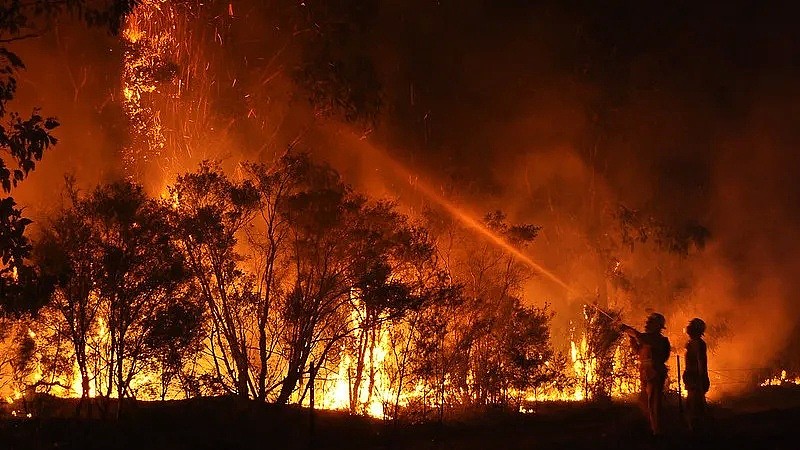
[34,180,195,410]
[381,270,460,420]
[0,317,38,406]
[416,208,564,411]
[573,304,635,401]
[88,181,189,402]
[242,158,299,402]
[35,182,102,408]
[138,287,206,400]
[334,200,454,416]
[502,302,566,404]
[164,154,459,410]
[0,3,140,405]
[270,153,448,408]
[170,162,260,398]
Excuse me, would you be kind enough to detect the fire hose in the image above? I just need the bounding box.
[584,302,616,320]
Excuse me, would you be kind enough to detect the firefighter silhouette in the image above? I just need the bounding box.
[683,317,710,432]
[618,312,671,435]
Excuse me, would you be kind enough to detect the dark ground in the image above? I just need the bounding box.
[1,386,799,450]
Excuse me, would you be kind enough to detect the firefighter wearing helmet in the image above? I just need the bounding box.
[617,312,671,435]
[683,317,710,432]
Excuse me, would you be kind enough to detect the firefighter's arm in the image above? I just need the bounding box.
[617,323,640,339]
[614,323,642,352]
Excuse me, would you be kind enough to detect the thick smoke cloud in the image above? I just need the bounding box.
[9,0,800,394]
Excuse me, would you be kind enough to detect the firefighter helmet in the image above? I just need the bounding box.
[645,312,666,331]
[687,317,706,337]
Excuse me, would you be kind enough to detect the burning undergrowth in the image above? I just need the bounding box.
[0,154,642,419]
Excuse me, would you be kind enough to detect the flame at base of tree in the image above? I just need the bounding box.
[761,370,800,387]
[0,275,668,420]
[0,300,643,419]
[3,296,792,420]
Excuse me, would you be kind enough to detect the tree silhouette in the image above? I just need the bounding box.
[34,179,192,412]
[271,153,447,406]
[243,160,295,402]
[415,208,564,408]
[170,162,260,398]
[140,288,205,400]
[35,182,101,411]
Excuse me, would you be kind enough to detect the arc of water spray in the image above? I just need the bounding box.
[346,137,576,294]
[418,183,576,294]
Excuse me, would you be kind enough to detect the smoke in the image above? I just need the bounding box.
[366,0,800,394]
[11,18,125,214]
[7,0,800,396]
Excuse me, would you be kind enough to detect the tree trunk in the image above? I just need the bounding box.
[74,345,91,417]
[276,339,316,405]
[351,328,368,413]
[308,362,316,449]
[276,368,300,405]
[235,345,250,399]
[257,326,268,401]
[365,327,378,414]
[116,334,125,418]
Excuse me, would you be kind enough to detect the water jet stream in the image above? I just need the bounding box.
[332,132,576,294]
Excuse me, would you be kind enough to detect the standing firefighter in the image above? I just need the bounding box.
[683,318,710,432]
[617,313,671,435]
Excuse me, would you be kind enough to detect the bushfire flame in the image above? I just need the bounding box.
[761,370,800,387]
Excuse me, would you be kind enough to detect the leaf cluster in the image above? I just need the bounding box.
[616,204,710,256]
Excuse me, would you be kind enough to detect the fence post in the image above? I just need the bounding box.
[676,355,683,416]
